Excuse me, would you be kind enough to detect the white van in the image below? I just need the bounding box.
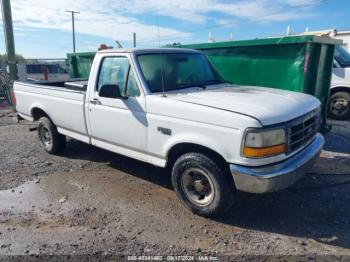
[329,45,350,120]
[17,63,70,82]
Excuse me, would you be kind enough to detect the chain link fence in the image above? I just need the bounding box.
[0,62,10,104]
[0,69,12,106]
[0,59,68,106]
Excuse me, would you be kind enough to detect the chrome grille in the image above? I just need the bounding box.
[287,110,320,153]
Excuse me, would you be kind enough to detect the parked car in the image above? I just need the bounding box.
[329,45,350,120]
[14,48,324,216]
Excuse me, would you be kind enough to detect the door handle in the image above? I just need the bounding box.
[90,98,101,105]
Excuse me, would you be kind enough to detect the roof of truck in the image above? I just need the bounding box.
[97,48,201,55]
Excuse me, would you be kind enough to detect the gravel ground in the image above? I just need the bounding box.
[1,108,350,261]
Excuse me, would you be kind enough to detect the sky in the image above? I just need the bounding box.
[0,0,349,58]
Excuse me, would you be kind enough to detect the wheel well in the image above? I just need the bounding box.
[31,108,50,121]
[330,86,350,96]
[166,143,228,170]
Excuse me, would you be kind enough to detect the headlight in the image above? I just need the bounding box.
[243,128,287,158]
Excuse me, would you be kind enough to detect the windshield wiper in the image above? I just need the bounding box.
[164,83,202,91]
[170,83,207,90]
[179,80,230,90]
[195,84,207,89]
[203,79,232,85]
[161,80,227,92]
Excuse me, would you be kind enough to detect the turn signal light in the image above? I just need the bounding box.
[243,144,286,158]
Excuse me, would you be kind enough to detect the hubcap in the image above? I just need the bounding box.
[39,126,52,147]
[330,97,349,116]
[181,168,215,206]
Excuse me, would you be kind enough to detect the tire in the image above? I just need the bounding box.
[327,91,350,120]
[171,152,236,217]
[37,117,66,154]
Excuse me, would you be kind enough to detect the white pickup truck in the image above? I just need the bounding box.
[14,48,324,216]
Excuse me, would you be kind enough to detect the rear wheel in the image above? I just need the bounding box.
[37,117,66,154]
[171,152,236,217]
[328,91,350,120]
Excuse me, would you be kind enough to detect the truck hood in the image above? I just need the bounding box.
[165,85,321,126]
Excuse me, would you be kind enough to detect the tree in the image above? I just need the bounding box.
[0,53,26,63]
[164,42,182,47]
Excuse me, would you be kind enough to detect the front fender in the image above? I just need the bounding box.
[162,131,237,164]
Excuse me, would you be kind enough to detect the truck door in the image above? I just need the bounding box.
[87,55,147,160]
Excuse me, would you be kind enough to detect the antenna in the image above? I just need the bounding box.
[157,16,166,97]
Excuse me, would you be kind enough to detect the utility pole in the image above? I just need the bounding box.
[66,10,80,53]
[133,32,136,48]
[1,0,17,80]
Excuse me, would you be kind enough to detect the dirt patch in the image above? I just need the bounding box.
[1,113,350,260]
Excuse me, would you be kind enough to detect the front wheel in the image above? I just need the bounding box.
[327,91,350,120]
[171,152,236,217]
[37,117,66,154]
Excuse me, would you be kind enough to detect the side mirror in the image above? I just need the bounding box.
[98,84,127,99]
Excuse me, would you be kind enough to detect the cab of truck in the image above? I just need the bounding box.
[329,45,350,120]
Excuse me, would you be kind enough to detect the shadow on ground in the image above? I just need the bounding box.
[63,138,350,249]
[324,132,350,154]
[64,139,171,188]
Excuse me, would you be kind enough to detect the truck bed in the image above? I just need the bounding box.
[27,79,88,92]
[14,80,89,143]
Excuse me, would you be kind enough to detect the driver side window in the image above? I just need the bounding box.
[97,57,140,97]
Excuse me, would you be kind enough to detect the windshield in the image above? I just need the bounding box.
[335,45,350,68]
[137,52,225,92]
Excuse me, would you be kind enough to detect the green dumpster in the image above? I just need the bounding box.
[67,35,340,129]
[67,52,96,79]
[180,35,341,127]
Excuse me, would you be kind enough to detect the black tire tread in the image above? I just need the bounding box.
[172,152,236,217]
[328,91,350,120]
[37,117,66,154]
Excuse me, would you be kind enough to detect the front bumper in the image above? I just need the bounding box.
[230,133,324,193]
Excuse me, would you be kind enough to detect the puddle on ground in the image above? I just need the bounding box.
[0,169,244,251]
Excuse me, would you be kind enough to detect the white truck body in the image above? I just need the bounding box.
[328,45,350,119]
[332,66,350,87]
[14,48,324,215]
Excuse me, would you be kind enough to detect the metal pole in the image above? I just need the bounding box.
[1,0,17,80]
[66,10,79,53]
[71,12,75,52]
[133,32,136,48]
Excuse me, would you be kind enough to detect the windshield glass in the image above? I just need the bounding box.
[137,52,225,92]
[335,45,350,68]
